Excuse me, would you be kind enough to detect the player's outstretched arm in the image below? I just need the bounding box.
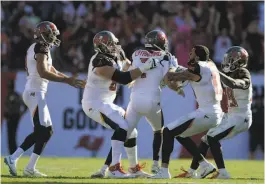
[166,69,201,82]
[36,54,85,88]
[95,58,157,85]
[219,70,250,90]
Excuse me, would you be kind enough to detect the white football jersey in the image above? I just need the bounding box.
[82,52,122,103]
[129,49,177,102]
[190,61,223,112]
[25,43,52,93]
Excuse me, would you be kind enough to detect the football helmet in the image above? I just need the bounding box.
[34,21,60,47]
[221,46,249,73]
[144,30,168,52]
[93,31,120,57]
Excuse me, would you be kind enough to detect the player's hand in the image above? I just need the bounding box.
[65,74,86,88]
[138,57,158,72]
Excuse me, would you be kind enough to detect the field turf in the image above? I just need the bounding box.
[1,157,264,184]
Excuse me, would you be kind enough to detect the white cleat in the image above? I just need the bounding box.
[150,168,171,179]
[197,162,216,179]
[23,168,47,177]
[128,163,152,178]
[90,169,107,178]
[151,163,160,174]
[107,163,134,178]
[4,156,17,176]
[209,171,231,179]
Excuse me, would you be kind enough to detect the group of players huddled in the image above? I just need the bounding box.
[4,21,252,180]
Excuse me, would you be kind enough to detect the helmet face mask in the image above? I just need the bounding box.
[221,46,248,73]
[93,31,120,57]
[34,21,61,47]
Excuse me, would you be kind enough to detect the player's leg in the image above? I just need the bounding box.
[124,101,151,177]
[152,110,219,179]
[24,92,53,177]
[145,105,164,174]
[4,91,37,176]
[206,115,251,179]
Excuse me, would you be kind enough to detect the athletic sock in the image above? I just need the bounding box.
[26,153,40,170]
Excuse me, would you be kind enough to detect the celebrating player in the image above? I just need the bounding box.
[4,21,85,177]
[151,45,223,179]
[81,30,161,178]
[180,46,252,179]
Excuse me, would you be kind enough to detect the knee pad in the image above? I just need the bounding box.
[127,128,138,139]
[207,135,221,147]
[163,127,173,137]
[111,128,127,142]
[124,138,136,148]
[35,126,53,142]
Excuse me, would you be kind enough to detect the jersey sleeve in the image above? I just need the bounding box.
[34,43,49,57]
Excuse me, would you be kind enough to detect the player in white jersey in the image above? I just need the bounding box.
[82,30,161,178]
[182,46,252,179]
[4,21,85,177]
[151,45,223,179]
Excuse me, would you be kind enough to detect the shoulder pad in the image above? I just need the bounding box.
[92,53,113,68]
[34,43,49,55]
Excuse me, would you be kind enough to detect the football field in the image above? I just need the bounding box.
[1,157,264,184]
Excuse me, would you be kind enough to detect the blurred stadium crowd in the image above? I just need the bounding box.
[1,1,264,73]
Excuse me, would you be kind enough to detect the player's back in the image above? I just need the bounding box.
[82,52,121,103]
[130,49,172,102]
[190,61,223,112]
[226,68,252,115]
[25,43,52,93]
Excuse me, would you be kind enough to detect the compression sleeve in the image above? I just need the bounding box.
[111,69,133,85]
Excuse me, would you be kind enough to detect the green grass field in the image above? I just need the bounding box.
[1,157,264,184]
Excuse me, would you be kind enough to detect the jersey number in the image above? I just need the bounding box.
[25,56,29,76]
[109,82,117,91]
[226,87,238,107]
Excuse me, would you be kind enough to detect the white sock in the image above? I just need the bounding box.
[125,146,138,168]
[26,153,40,170]
[101,164,109,171]
[188,168,195,173]
[111,140,123,166]
[11,147,24,161]
[161,167,169,172]
[153,160,159,166]
[219,168,227,174]
[199,160,208,167]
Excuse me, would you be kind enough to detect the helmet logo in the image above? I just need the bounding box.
[94,35,108,45]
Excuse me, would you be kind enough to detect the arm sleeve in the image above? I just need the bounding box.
[111,69,133,85]
[92,54,113,70]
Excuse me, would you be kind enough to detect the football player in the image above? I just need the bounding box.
[82,30,161,178]
[179,46,252,179]
[151,45,223,179]
[4,21,85,177]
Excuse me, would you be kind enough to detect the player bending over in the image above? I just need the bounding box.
[4,21,85,177]
[151,45,224,179]
[82,30,160,178]
[178,46,252,179]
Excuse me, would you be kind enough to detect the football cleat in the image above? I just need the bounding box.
[197,162,216,179]
[107,163,134,178]
[128,163,152,178]
[23,168,47,177]
[209,171,231,179]
[151,162,160,174]
[174,167,196,178]
[150,168,171,179]
[90,169,107,178]
[4,156,17,176]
